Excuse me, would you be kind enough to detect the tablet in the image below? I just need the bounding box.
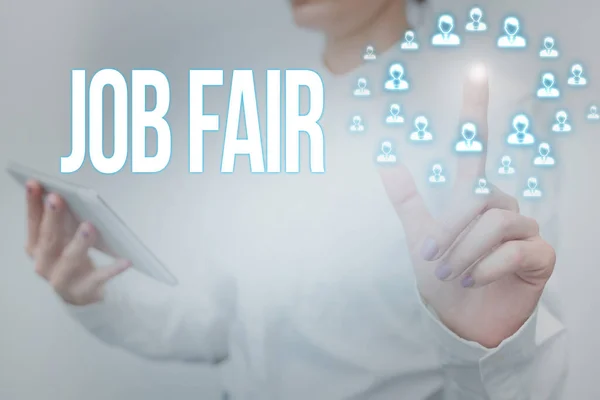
[6,161,178,286]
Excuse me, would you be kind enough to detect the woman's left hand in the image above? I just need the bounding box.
[379,65,556,348]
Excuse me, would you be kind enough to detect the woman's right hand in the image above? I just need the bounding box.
[25,180,131,306]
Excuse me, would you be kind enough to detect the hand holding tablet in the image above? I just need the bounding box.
[6,161,178,305]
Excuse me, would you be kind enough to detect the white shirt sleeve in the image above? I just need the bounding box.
[64,270,236,364]
[419,288,567,400]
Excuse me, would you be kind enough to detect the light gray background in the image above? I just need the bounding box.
[1,0,598,399]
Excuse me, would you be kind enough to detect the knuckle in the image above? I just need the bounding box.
[49,276,67,292]
[450,255,470,271]
[529,218,541,235]
[485,208,511,230]
[54,255,79,278]
[510,243,524,267]
[38,246,61,264]
[27,215,38,228]
[501,210,519,229]
[39,235,65,257]
[60,246,79,265]
[67,295,91,306]
[34,262,48,279]
[545,244,557,268]
[24,245,35,258]
[49,267,70,291]
[533,242,556,280]
[39,229,59,249]
[510,197,520,213]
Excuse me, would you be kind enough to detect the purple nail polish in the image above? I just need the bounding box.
[82,229,89,238]
[46,198,55,210]
[420,237,439,261]
[461,275,475,288]
[435,264,452,280]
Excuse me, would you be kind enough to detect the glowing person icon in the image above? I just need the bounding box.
[534,143,555,166]
[588,105,600,120]
[466,7,487,31]
[540,37,558,58]
[350,115,365,132]
[377,141,397,164]
[401,30,419,50]
[507,114,535,145]
[431,14,461,46]
[497,17,526,48]
[524,177,542,198]
[475,178,490,195]
[568,64,588,86]
[364,45,376,61]
[552,110,572,132]
[429,164,446,183]
[409,116,433,141]
[354,78,371,97]
[384,64,409,91]
[386,104,404,124]
[537,73,560,98]
[498,156,516,175]
[455,122,482,152]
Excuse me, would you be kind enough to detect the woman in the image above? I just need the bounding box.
[24,0,567,398]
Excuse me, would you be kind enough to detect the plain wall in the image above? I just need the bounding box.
[1,0,599,399]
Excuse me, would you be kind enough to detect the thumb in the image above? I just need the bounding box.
[85,259,131,302]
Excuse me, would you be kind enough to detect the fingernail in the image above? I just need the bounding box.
[81,229,89,238]
[461,275,475,288]
[26,185,33,194]
[435,264,452,280]
[46,197,55,210]
[420,237,439,261]
[470,63,487,82]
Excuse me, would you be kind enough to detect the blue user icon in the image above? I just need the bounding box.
[377,141,397,164]
[350,115,365,132]
[354,78,371,97]
[533,142,555,166]
[455,123,482,152]
[432,14,460,46]
[524,177,542,198]
[364,45,376,61]
[401,30,419,50]
[429,164,446,183]
[552,110,572,132]
[588,105,599,121]
[507,114,535,145]
[384,63,409,91]
[540,36,559,58]
[498,156,515,175]
[537,73,560,98]
[498,17,526,48]
[568,64,588,86]
[475,178,490,195]
[386,104,404,124]
[466,7,487,32]
[410,116,433,141]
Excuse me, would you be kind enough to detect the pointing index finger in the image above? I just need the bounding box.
[455,63,489,186]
